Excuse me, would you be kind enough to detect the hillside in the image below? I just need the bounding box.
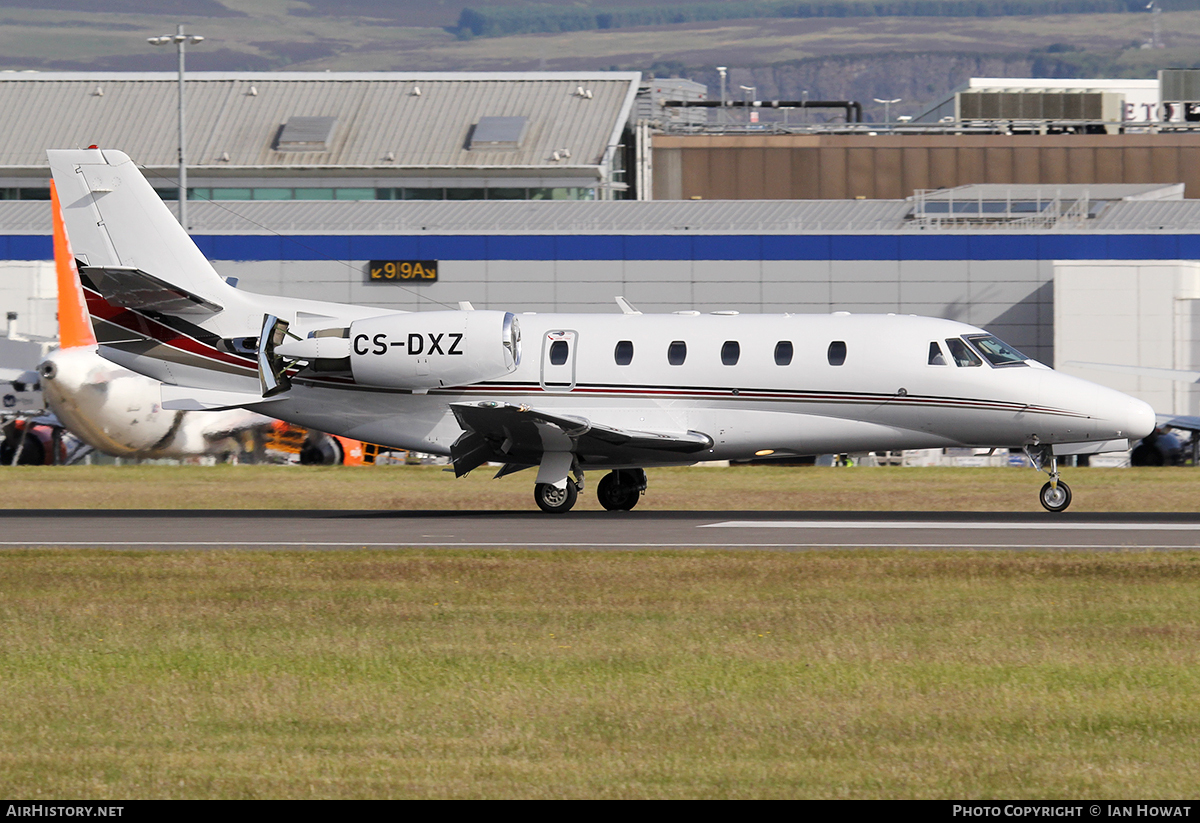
[0,0,1191,120]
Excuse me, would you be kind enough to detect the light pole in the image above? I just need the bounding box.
[149,24,204,230]
[874,97,902,127]
[716,66,727,126]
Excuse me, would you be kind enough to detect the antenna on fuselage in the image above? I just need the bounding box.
[615,296,642,315]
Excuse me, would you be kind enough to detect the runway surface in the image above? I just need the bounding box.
[5,510,1200,550]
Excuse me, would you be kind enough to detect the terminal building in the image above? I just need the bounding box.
[3,181,1200,416]
[0,71,642,205]
[651,71,1200,201]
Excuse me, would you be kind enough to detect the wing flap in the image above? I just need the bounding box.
[448,401,712,476]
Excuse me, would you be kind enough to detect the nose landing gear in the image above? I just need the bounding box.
[1025,444,1073,513]
[1038,479,1072,512]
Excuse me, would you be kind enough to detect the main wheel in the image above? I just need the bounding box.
[1131,442,1164,466]
[1039,480,1072,513]
[535,482,578,514]
[597,471,640,511]
[299,432,345,465]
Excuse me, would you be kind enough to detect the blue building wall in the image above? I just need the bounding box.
[1,232,1197,262]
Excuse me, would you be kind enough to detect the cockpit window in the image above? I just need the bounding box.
[945,338,982,367]
[965,334,1029,367]
[928,341,947,366]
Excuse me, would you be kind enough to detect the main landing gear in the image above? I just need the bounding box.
[596,469,646,511]
[532,468,648,513]
[1025,444,1072,513]
[534,481,579,514]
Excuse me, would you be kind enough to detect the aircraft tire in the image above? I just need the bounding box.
[0,428,44,466]
[299,432,344,466]
[535,482,577,514]
[597,471,640,511]
[1039,480,1072,513]
[1131,443,1164,466]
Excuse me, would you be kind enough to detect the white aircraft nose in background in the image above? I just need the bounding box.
[1121,395,1158,442]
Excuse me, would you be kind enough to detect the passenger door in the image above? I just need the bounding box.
[540,329,578,392]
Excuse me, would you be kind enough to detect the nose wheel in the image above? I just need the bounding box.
[1026,444,1073,513]
[1039,480,1072,513]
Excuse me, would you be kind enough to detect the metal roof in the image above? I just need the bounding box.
[4,198,1200,235]
[0,71,641,171]
[170,198,914,234]
[918,183,1185,202]
[1090,200,1200,231]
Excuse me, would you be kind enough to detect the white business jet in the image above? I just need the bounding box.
[37,179,270,460]
[48,149,1154,512]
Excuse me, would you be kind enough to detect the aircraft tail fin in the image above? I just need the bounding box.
[50,179,97,351]
[46,149,230,316]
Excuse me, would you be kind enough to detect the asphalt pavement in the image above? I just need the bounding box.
[6,509,1200,550]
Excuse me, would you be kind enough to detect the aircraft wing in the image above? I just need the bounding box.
[161,384,286,412]
[1155,413,1200,432]
[448,401,713,477]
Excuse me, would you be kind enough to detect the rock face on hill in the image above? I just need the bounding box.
[659,52,1126,122]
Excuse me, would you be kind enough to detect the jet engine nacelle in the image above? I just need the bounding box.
[345,310,520,390]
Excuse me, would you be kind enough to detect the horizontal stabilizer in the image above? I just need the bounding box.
[0,367,40,386]
[1063,361,1200,384]
[161,384,283,411]
[81,265,223,315]
[448,401,712,475]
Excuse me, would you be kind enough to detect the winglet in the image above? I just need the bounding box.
[50,179,98,350]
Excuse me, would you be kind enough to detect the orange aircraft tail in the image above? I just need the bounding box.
[50,179,98,350]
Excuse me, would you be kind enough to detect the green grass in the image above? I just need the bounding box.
[0,463,1198,511]
[2,466,1198,797]
[1,550,1198,798]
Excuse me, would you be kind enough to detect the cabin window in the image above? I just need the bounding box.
[928,341,948,366]
[965,334,1029,367]
[667,340,687,365]
[614,340,634,366]
[775,341,793,366]
[721,341,740,366]
[548,339,569,366]
[945,338,982,367]
[827,340,847,366]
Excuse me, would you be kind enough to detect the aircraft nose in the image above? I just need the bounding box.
[1122,395,1157,440]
